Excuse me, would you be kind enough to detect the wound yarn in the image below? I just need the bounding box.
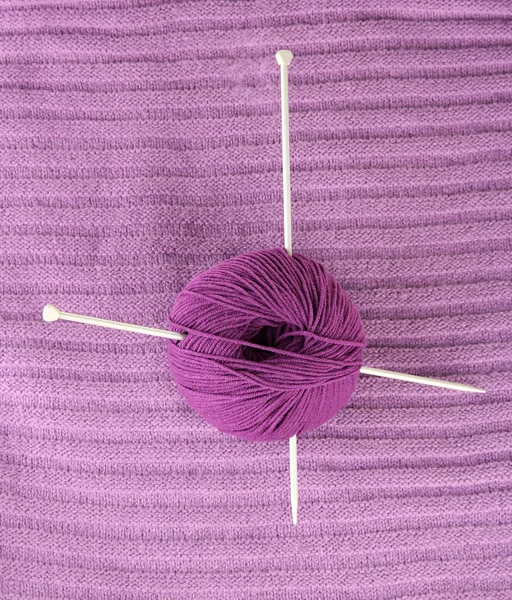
[167,247,366,442]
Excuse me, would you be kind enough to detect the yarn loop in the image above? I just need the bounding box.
[167,248,365,441]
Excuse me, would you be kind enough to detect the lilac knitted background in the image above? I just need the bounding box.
[1,1,512,598]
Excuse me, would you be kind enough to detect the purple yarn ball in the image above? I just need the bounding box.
[167,248,366,442]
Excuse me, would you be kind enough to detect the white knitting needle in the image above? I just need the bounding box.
[359,366,484,393]
[43,303,487,398]
[275,49,299,527]
[276,50,293,255]
[42,304,186,340]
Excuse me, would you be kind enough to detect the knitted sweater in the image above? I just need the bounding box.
[1,1,511,598]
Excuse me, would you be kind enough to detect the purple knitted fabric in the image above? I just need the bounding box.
[1,1,512,598]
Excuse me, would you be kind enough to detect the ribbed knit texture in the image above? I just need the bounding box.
[1,1,512,598]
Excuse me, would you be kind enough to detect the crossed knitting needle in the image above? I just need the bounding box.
[42,50,486,527]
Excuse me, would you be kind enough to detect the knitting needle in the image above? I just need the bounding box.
[42,303,186,340]
[43,303,487,395]
[360,366,485,393]
[276,49,293,256]
[276,49,298,527]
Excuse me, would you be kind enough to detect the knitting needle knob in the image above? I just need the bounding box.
[43,303,60,322]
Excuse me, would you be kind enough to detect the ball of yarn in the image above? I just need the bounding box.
[167,248,366,442]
